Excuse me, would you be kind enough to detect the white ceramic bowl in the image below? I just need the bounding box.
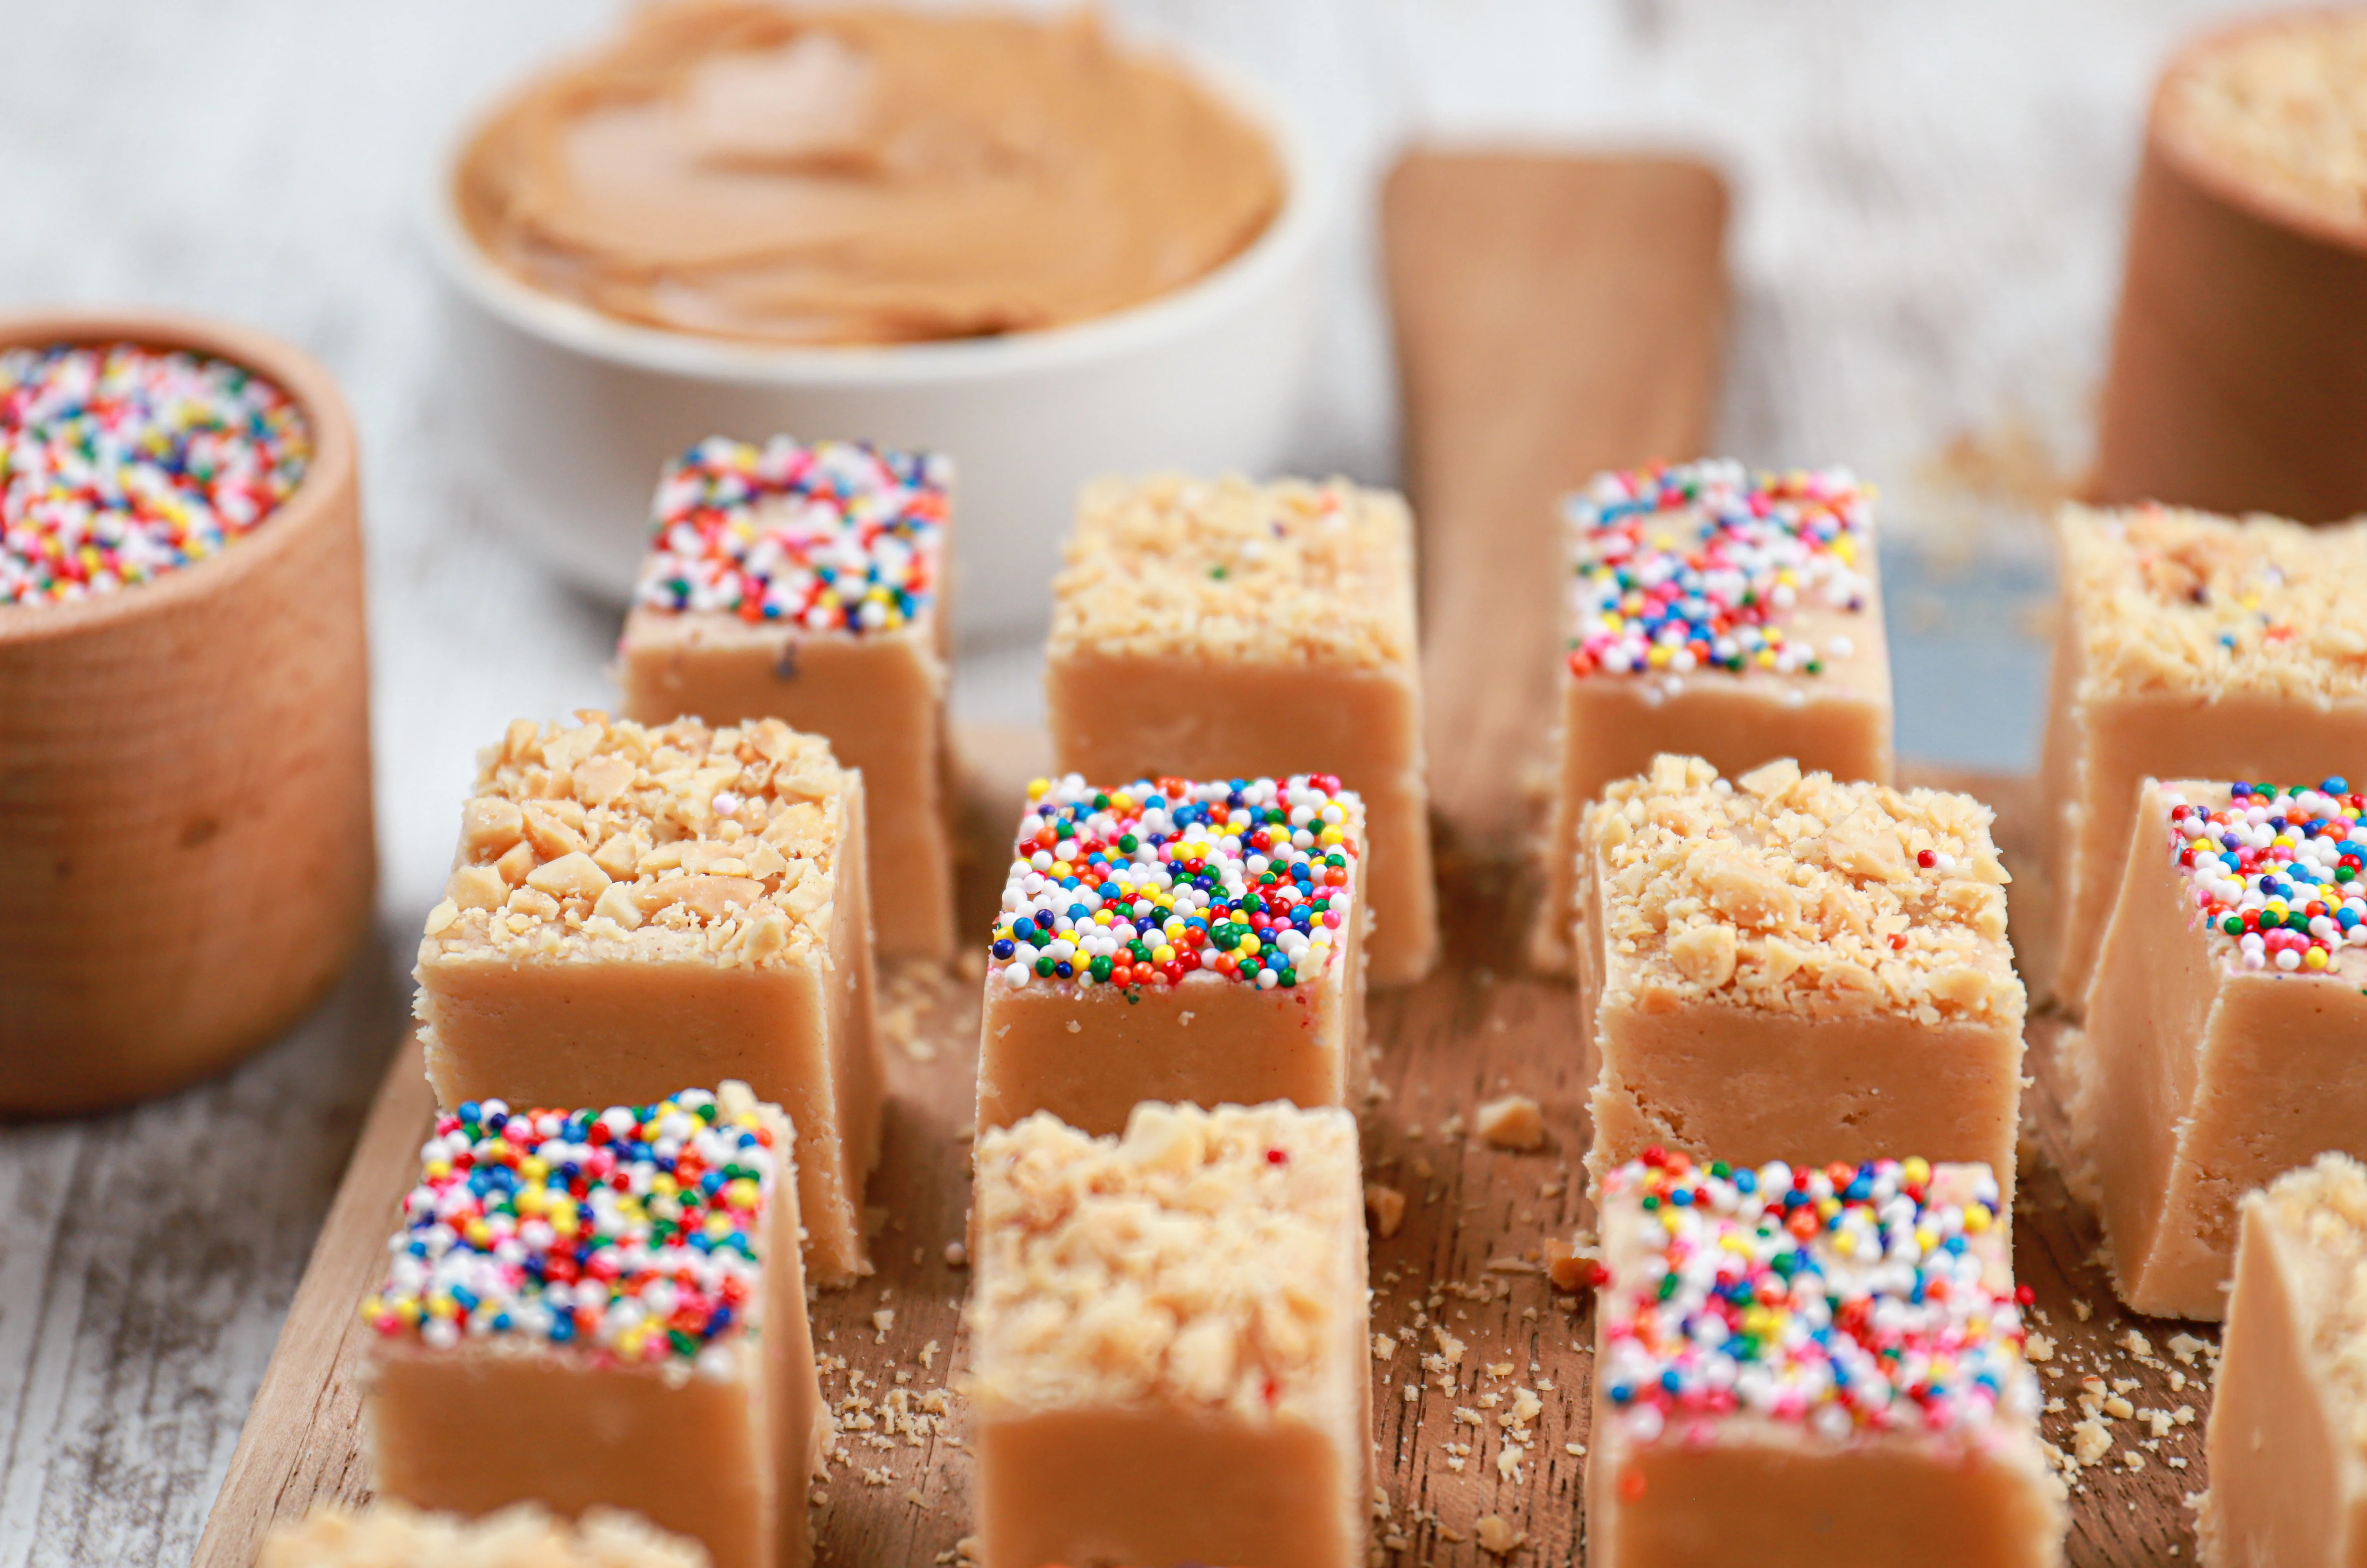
[424,56,1326,647]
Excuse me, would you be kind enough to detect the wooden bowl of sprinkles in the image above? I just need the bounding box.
[0,308,374,1114]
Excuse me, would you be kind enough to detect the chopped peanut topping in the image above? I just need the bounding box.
[419,712,855,970]
[1049,474,1416,669]
[1581,755,2023,1025]
[967,1103,1360,1420]
[2060,503,2367,703]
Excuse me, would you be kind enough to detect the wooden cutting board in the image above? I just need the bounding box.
[196,156,2204,1567]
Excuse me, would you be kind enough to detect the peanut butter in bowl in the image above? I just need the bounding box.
[453,3,1287,347]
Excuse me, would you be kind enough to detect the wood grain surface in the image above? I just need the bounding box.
[191,750,2217,1567]
[1384,152,1731,852]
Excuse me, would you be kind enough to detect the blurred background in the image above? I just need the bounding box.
[0,3,2296,1563]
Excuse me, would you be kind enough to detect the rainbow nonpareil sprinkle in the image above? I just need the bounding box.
[991,774,1361,994]
[2168,778,2367,974]
[1565,459,1872,678]
[634,434,947,632]
[1598,1151,2037,1443]
[361,1089,777,1376]
[0,342,311,606]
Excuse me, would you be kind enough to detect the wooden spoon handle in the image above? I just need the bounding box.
[1382,151,1731,849]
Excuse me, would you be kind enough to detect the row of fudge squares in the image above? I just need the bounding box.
[271,1129,2367,1568]
[335,1078,2073,1568]
[344,1091,1370,1568]
[614,437,1438,983]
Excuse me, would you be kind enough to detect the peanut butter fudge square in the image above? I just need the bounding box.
[1539,461,1894,971]
[363,1085,824,1568]
[618,437,956,961]
[2071,778,2367,1319]
[261,1501,709,1568]
[1045,474,1437,983]
[968,1103,1370,1568]
[974,772,1367,1136]
[416,714,882,1282]
[1576,756,2026,1203]
[2035,503,2367,1005]
[1591,1153,2062,1568]
[2203,1153,2367,1568]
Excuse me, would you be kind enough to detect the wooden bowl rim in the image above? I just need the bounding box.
[0,306,359,646]
[2147,5,2367,256]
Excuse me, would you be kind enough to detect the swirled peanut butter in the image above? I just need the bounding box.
[454,4,1285,346]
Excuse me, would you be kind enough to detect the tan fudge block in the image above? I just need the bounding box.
[415,715,883,1282]
[616,436,954,962]
[1045,474,1436,983]
[261,1502,709,1568]
[1539,461,1894,972]
[1590,1153,2062,1568]
[2203,1153,2367,1568]
[2034,503,2367,1006]
[1576,756,2026,1203]
[363,1084,824,1568]
[975,773,1367,1136]
[969,1103,1370,1568]
[2072,778,2367,1319]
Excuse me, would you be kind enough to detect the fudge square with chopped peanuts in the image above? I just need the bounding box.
[968,1102,1371,1568]
[2070,777,2367,1320]
[2034,502,2367,1007]
[1589,1152,2063,1568]
[1575,756,2026,1203]
[2203,1152,2367,1568]
[1043,473,1437,984]
[414,713,883,1283]
[974,772,1368,1137]
[616,436,957,962]
[362,1083,825,1568]
[1539,461,1895,972]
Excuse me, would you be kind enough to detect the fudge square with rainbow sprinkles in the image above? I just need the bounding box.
[617,436,957,962]
[1588,1152,2063,1568]
[1044,473,1437,983]
[361,1083,825,1568]
[974,770,1368,1136]
[1539,460,1896,969]
[2071,776,2367,1319]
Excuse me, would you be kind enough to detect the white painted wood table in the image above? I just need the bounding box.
[0,2,2295,1562]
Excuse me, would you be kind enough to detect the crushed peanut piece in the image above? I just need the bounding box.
[1475,1095,1545,1151]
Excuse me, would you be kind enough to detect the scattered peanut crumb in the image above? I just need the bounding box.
[1365,1183,1407,1239]
[1476,1515,1526,1556]
[1475,1095,1545,1151]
